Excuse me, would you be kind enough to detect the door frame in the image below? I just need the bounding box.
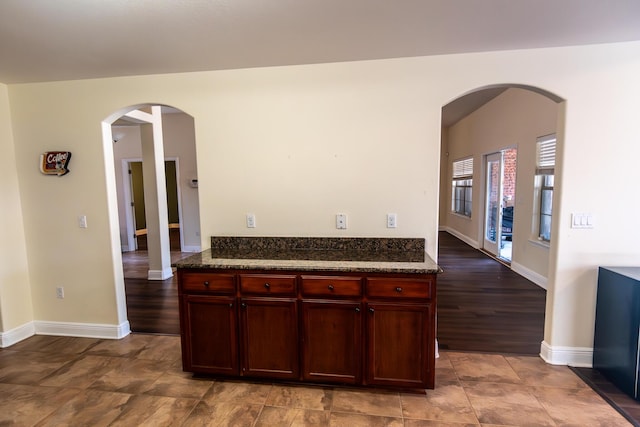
[482,151,503,257]
[121,157,185,252]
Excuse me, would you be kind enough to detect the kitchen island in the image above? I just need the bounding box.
[174,237,440,391]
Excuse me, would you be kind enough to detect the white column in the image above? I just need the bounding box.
[140,107,172,280]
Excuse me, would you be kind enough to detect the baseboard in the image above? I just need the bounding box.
[441,227,479,249]
[33,320,131,340]
[148,268,174,280]
[183,245,201,253]
[540,340,593,367]
[0,321,36,348]
[511,261,548,290]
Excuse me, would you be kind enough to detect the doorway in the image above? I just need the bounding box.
[127,159,182,252]
[483,148,517,263]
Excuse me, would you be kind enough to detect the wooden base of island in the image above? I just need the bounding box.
[177,267,436,391]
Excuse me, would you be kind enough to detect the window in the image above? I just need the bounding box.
[535,135,556,241]
[452,157,473,217]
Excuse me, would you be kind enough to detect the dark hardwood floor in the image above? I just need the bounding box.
[436,231,546,355]
[122,249,189,335]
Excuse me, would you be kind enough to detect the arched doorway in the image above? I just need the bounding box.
[102,104,200,334]
[437,84,564,354]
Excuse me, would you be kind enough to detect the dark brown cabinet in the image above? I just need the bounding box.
[182,294,239,375]
[365,277,435,389]
[240,298,299,379]
[178,268,436,390]
[300,275,363,384]
[301,301,362,384]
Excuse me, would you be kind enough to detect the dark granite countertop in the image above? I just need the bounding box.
[173,237,441,274]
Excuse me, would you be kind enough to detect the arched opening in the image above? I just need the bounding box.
[437,84,564,354]
[102,104,200,334]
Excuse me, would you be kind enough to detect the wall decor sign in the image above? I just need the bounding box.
[40,151,72,176]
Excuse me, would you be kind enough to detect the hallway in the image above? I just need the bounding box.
[436,231,546,354]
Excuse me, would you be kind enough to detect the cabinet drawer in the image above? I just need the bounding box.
[181,273,235,294]
[301,276,362,298]
[366,277,433,300]
[240,274,297,296]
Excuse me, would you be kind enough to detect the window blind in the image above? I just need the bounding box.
[536,134,556,175]
[453,157,473,179]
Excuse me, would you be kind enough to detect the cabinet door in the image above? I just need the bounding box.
[239,298,299,379]
[301,300,362,384]
[182,295,239,375]
[366,302,433,389]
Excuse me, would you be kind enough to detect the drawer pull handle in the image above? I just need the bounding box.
[395,287,403,293]
[328,284,334,291]
[264,283,271,289]
[369,307,375,313]
[355,307,360,313]
[203,281,210,287]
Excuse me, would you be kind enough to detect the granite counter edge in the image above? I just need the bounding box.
[173,249,441,274]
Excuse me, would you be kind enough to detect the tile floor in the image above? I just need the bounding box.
[0,333,632,426]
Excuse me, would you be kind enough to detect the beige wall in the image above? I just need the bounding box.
[3,41,640,364]
[112,112,200,252]
[442,88,558,283]
[0,83,33,337]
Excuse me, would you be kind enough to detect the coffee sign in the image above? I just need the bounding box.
[40,151,71,176]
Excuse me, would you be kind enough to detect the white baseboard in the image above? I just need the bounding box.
[540,340,593,367]
[440,227,479,249]
[183,245,201,253]
[0,321,36,348]
[1,320,131,348]
[148,268,174,280]
[511,261,547,290]
[34,320,131,340]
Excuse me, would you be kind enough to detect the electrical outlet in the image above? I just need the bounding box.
[336,213,347,229]
[56,286,64,299]
[246,213,256,228]
[387,213,397,228]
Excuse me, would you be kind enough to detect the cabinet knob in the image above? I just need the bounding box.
[229,303,233,308]
[395,287,403,293]
[328,284,334,291]
[203,281,209,287]
[241,303,247,308]
[355,307,360,313]
[264,283,270,289]
[369,307,375,313]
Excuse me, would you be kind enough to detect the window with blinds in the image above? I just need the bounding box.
[453,157,474,179]
[535,134,556,241]
[452,157,473,217]
[536,134,556,175]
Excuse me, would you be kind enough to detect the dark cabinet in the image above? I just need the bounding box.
[366,302,432,388]
[300,275,363,384]
[594,267,640,400]
[301,300,363,384]
[240,298,299,379]
[181,294,239,375]
[365,277,435,389]
[178,268,436,391]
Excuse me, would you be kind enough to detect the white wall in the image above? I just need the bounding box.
[4,41,640,365]
[0,83,33,345]
[442,88,558,285]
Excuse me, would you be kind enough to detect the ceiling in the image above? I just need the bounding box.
[1,0,639,124]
